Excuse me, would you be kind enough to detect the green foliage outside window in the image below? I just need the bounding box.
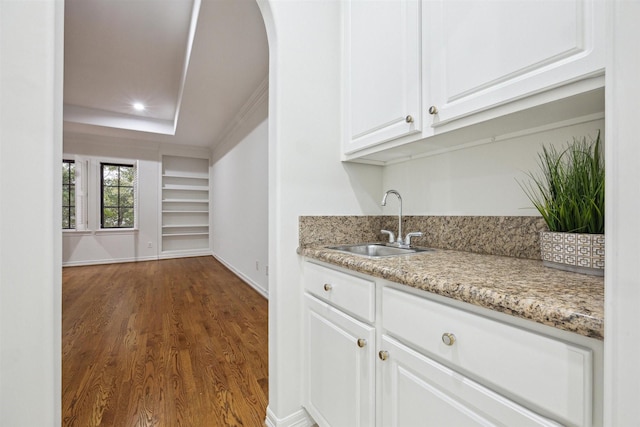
[101,163,135,228]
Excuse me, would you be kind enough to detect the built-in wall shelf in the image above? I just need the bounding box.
[160,155,210,255]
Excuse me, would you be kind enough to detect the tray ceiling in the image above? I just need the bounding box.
[63,0,269,148]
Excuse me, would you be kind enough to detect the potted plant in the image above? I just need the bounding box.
[520,131,604,276]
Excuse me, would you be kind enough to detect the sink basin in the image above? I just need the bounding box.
[328,243,433,258]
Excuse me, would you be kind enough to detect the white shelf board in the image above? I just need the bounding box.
[162,173,208,180]
[162,232,209,237]
[162,199,209,203]
[162,184,209,191]
[162,224,209,228]
[162,210,208,214]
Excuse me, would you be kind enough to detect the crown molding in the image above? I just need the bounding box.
[211,76,268,153]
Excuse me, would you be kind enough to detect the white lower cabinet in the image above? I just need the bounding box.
[302,261,602,427]
[304,294,375,427]
[379,335,561,427]
[382,287,594,427]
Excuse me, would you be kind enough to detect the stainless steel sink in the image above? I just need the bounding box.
[327,243,433,258]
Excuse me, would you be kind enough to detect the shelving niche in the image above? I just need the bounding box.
[161,155,210,256]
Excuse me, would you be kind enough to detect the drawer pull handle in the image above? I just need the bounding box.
[428,105,438,115]
[357,338,367,348]
[442,333,456,346]
[323,283,332,292]
[405,115,414,123]
[378,350,389,361]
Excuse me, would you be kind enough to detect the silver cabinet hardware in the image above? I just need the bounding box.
[442,333,456,346]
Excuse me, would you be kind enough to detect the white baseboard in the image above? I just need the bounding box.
[62,250,214,267]
[158,249,213,260]
[62,255,158,267]
[265,407,315,427]
[212,253,269,299]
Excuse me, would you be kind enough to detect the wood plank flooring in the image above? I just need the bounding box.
[62,256,268,427]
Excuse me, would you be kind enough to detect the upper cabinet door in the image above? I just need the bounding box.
[344,0,422,154]
[426,0,605,128]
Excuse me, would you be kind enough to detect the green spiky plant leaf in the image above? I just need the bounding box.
[519,131,604,234]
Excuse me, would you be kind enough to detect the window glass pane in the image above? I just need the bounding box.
[119,167,134,186]
[63,165,71,185]
[119,187,134,207]
[103,186,119,207]
[63,187,70,206]
[62,208,70,229]
[103,207,119,228]
[120,208,134,227]
[102,165,119,187]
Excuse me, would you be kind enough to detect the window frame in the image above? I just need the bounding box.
[100,162,136,229]
[62,159,76,230]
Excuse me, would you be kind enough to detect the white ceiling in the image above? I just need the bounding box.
[63,0,269,148]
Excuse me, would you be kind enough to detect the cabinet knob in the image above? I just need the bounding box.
[442,333,456,346]
[357,338,367,348]
[323,283,332,292]
[428,106,438,115]
[405,115,414,123]
[378,350,389,361]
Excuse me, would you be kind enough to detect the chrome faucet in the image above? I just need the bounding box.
[381,190,403,246]
[381,189,423,248]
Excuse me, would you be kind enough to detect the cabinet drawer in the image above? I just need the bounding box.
[383,287,592,427]
[305,262,375,322]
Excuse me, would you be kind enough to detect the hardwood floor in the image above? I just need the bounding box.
[62,257,268,426]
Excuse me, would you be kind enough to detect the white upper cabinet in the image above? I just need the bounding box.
[344,0,422,154]
[343,0,606,162]
[426,0,605,128]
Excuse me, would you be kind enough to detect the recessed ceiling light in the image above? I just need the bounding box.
[133,102,145,111]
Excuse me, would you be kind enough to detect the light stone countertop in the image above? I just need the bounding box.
[300,245,604,340]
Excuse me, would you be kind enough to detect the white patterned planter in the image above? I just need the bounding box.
[540,231,604,276]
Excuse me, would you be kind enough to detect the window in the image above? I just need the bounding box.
[62,160,75,229]
[101,162,135,229]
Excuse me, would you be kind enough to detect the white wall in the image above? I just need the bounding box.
[259,1,383,424]
[382,119,604,216]
[63,133,210,266]
[604,1,640,423]
[0,0,63,425]
[211,110,269,296]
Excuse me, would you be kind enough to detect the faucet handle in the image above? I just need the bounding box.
[381,230,395,243]
[404,231,423,246]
